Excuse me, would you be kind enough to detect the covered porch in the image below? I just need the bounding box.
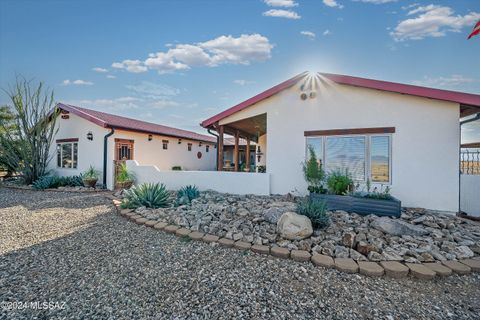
[213,113,267,173]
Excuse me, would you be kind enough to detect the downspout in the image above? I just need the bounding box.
[208,128,219,171]
[458,113,480,214]
[103,127,115,189]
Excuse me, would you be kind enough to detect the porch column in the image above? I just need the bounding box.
[245,137,251,172]
[234,130,239,172]
[217,125,224,171]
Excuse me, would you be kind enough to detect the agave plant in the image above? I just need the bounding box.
[121,183,170,209]
[296,198,330,228]
[176,185,200,206]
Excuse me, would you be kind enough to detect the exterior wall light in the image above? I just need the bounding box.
[178,139,182,144]
[310,91,317,99]
[148,134,153,141]
[199,142,203,147]
[300,92,308,100]
[87,131,93,141]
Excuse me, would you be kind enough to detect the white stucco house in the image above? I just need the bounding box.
[49,103,217,189]
[201,72,480,212]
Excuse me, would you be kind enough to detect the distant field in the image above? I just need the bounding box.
[461,161,480,175]
[371,163,389,182]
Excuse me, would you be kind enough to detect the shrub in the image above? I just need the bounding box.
[302,145,325,192]
[82,165,100,180]
[352,184,393,200]
[116,162,135,183]
[296,199,330,228]
[176,185,200,206]
[172,166,182,171]
[326,170,353,195]
[121,183,170,209]
[32,175,83,189]
[257,165,266,173]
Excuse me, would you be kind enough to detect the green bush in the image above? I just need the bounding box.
[326,170,353,195]
[171,166,182,171]
[303,145,325,192]
[296,199,330,228]
[32,175,83,189]
[82,165,100,180]
[116,162,135,183]
[176,185,200,206]
[121,183,170,209]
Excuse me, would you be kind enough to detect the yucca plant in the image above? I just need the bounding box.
[121,183,170,209]
[32,175,83,189]
[115,162,135,189]
[176,185,200,206]
[296,198,330,228]
[82,165,100,188]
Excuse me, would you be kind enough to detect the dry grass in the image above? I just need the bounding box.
[461,161,480,175]
[371,163,389,182]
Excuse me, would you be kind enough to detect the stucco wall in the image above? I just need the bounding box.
[126,160,270,195]
[219,80,460,212]
[460,174,480,216]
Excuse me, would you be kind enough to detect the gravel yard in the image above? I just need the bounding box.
[1,188,479,319]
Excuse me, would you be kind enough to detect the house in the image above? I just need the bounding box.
[222,137,256,171]
[201,72,480,212]
[50,103,217,189]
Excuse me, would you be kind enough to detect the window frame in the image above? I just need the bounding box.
[187,143,192,151]
[162,140,169,150]
[305,133,392,184]
[56,141,78,169]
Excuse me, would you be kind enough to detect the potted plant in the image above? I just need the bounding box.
[302,146,326,193]
[82,166,100,188]
[115,162,135,189]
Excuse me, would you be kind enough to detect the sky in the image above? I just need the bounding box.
[1,0,479,142]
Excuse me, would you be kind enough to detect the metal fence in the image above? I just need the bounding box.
[461,149,480,175]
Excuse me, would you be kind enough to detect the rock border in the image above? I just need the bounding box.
[110,197,480,281]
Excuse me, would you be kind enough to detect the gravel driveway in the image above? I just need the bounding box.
[1,187,479,319]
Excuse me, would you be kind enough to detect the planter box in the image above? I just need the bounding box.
[310,193,401,217]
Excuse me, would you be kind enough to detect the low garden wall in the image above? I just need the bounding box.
[126,160,271,195]
[461,174,480,217]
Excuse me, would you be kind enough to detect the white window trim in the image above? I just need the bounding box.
[57,142,78,169]
[305,134,392,185]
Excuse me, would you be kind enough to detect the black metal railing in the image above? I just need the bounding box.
[461,150,480,175]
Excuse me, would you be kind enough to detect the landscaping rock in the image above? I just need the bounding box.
[371,217,429,237]
[218,238,235,247]
[277,212,313,241]
[234,241,252,250]
[311,254,334,268]
[335,258,358,273]
[460,259,480,272]
[264,202,296,224]
[423,263,452,277]
[453,246,474,259]
[405,263,436,280]
[251,244,270,255]
[442,261,471,275]
[358,261,384,277]
[291,250,311,262]
[380,261,409,278]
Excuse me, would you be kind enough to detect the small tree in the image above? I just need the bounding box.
[0,105,17,177]
[0,77,57,184]
[302,145,325,192]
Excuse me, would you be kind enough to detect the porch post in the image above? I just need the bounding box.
[234,130,239,172]
[217,125,224,171]
[245,137,251,172]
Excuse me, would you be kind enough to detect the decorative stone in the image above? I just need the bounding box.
[342,232,356,248]
[234,241,252,250]
[135,217,148,224]
[112,199,122,206]
[153,222,168,230]
[276,212,313,240]
[311,254,334,268]
[264,202,296,224]
[164,225,180,233]
[459,259,480,272]
[129,214,142,221]
[334,246,350,258]
[368,251,385,262]
[251,244,270,255]
[120,208,133,215]
[356,241,378,256]
[218,238,235,247]
[189,231,205,240]
[291,250,311,262]
[334,258,358,273]
[423,263,452,277]
[270,246,290,259]
[380,261,409,278]
[175,228,191,237]
[349,249,367,261]
[203,234,219,243]
[442,261,471,275]
[125,212,137,217]
[405,263,436,280]
[453,246,474,259]
[236,208,249,217]
[371,217,428,237]
[358,261,384,277]
[144,220,157,227]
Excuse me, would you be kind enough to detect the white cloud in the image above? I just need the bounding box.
[263,9,301,19]
[412,75,476,89]
[112,59,148,73]
[150,100,181,109]
[92,67,108,73]
[125,81,180,99]
[70,96,142,110]
[300,30,316,39]
[106,75,116,79]
[323,0,344,9]
[354,0,397,4]
[115,34,273,74]
[264,0,298,7]
[61,79,94,86]
[323,29,332,36]
[391,5,480,41]
[233,80,256,86]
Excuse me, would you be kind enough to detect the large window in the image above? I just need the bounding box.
[306,134,391,183]
[57,141,78,169]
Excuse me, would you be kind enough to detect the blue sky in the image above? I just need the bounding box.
[1,0,479,141]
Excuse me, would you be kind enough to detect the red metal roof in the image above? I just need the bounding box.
[57,103,217,143]
[201,71,480,128]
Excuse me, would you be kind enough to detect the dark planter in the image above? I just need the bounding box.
[310,193,401,217]
[116,180,134,190]
[82,178,98,188]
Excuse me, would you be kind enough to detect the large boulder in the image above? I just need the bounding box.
[371,216,429,237]
[277,212,313,240]
[264,202,297,224]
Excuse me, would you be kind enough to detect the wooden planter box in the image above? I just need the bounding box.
[309,193,401,217]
